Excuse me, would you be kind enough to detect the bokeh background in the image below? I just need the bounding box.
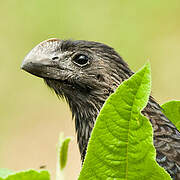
[0,1,180,179]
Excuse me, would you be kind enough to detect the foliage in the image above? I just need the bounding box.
[0,169,14,178]
[161,101,180,131]
[78,63,171,180]
[0,134,72,180]
[56,134,72,180]
[0,169,50,180]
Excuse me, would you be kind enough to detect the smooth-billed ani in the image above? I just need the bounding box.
[21,38,180,179]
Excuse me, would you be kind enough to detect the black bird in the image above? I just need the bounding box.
[21,38,180,179]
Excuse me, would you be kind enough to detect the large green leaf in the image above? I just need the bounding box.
[161,100,180,131]
[0,169,50,180]
[79,63,171,180]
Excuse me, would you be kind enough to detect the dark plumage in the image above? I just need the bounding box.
[21,38,180,179]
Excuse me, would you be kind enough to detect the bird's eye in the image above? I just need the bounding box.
[72,54,89,66]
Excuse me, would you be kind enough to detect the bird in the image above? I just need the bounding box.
[21,38,180,179]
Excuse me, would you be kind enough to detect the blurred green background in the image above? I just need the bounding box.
[0,1,180,179]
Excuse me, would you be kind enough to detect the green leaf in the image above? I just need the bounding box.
[59,134,71,170]
[79,63,171,180]
[0,169,14,178]
[161,100,180,131]
[56,133,72,180]
[0,169,50,180]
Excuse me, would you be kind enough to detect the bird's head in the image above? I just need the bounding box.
[21,38,133,159]
[22,38,132,104]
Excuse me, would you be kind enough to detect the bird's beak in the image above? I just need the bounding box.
[21,52,53,79]
[21,38,62,79]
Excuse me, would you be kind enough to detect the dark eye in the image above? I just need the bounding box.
[73,54,89,66]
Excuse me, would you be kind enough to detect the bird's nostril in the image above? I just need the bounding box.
[52,56,59,60]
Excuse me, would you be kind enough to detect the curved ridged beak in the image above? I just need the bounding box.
[21,38,62,79]
[21,56,53,78]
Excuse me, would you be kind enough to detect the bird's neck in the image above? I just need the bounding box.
[67,93,105,160]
